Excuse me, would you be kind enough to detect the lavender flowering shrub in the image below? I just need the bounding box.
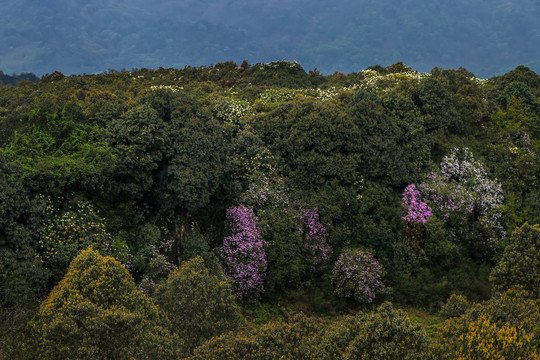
[220,205,267,301]
[332,249,385,303]
[401,184,432,224]
[402,148,505,240]
[298,208,331,268]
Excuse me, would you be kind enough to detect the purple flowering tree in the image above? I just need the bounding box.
[332,249,385,303]
[298,208,332,268]
[220,205,267,301]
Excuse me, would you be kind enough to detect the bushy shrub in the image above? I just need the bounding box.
[331,248,385,303]
[189,313,325,360]
[155,256,245,352]
[219,205,267,301]
[455,315,537,359]
[439,294,470,319]
[319,302,429,360]
[401,184,432,224]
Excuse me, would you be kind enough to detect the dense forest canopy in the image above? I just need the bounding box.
[0,61,539,359]
[1,0,539,77]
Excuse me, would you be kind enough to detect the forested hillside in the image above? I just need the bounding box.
[1,0,539,77]
[0,61,539,359]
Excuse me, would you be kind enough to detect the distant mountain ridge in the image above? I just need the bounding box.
[1,0,539,77]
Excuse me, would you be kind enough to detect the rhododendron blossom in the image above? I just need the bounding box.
[298,208,331,268]
[401,184,432,224]
[219,205,267,301]
[332,249,385,303]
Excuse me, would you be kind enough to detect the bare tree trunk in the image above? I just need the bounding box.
[176,212,188,265]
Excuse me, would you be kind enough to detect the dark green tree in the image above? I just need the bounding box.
[490,223,540,297]
[0,155,47,308]
[38,199,111,286]
[348,89,431,187]
[497,81,540,114]
[0,156,48,357]
[107,88,226,262]
[258,207,306,296]
[413,74,462,134]
[253,97,362,189]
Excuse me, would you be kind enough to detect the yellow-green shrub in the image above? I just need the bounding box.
[432,287,539,359]
[29,248,183,360]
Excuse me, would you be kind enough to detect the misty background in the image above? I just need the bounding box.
[1,0,539,77]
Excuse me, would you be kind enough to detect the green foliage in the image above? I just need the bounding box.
[254,97,362,189]
[355,181,404,260]
[0,104,116,194]
[490,223,540,297]
[491,96,539,134]
[0,63,539,358]
[189,313,326,360]
[319,302,430,360]
[493,65,540,93]
[109,88,226,218]
[414,74,462,135]
[258,207,306,297]
[156,256,245,352]
[497,81,540,114]
[0,70,38,86]
[29,248,183,359]
[0,156,48,357]
[106,104,167,201]
[347,89,432,187]
[240,61,322,88]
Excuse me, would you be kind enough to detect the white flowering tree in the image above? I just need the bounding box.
[402,148,505,250]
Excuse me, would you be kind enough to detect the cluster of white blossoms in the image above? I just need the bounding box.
[149,85,183,92]
[440,148,504,237]
[356,69,432,89]
[469,77,490,86]
[258,68,434,104]
[214,98,254,125]
[259,86,337,103]
[314,87,338,101]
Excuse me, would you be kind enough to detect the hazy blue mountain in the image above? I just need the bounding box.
[1,0,539,77]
